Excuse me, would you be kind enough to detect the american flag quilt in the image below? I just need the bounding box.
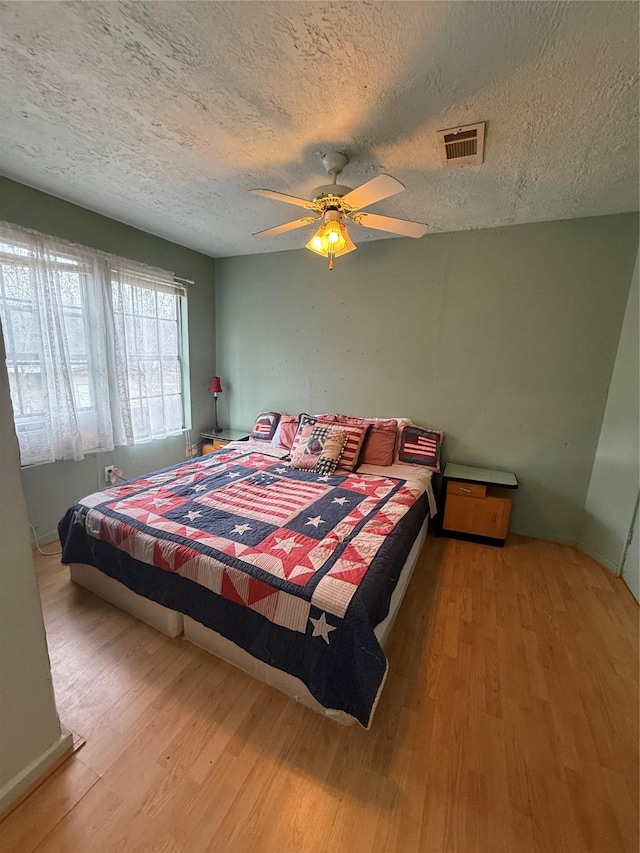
[58,445,428,727]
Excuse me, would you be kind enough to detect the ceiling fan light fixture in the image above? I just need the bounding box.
[306,222,329,256]
[305,215,356,269]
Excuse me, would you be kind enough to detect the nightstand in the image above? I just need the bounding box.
[200,430,249,455]
[439,463,518,546]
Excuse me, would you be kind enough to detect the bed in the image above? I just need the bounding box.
[59,440,436,727]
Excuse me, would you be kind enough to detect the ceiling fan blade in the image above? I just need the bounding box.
[351,212,428,238]
[341,174,405,211]
[249,188,317,210]
[252,217,318,239]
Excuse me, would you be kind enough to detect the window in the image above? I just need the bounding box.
[110,269,185,443]
[0,222,189,467]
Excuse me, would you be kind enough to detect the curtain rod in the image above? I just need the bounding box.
[1,220,197,286]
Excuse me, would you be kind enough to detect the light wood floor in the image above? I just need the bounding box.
[1,535,638,852]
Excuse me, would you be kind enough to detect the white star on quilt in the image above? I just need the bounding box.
[316,474,332,482]
[305,515,325,528]
[193,484,207,492]
[275,467,287,474]
[309,613,337,644]
[73,509,85,525]
[350,481,369,491]
[332,497,349,506]
[227,472,241,479]
[183,509,202,522]
[231,523,252,536]
[271,536,302,555]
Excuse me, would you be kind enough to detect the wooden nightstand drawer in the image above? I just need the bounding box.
[447,481,487,498]
[202,439,228,454]
[443,493,511,540]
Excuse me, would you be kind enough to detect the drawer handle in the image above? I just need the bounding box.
[459,487,472,493]
[491,513,497,523]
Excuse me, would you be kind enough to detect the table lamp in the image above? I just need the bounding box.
[208,376,223,433]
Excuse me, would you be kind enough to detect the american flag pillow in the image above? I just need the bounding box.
[250,411,281,442]
[291,414,368,472]
[398,426,444,471]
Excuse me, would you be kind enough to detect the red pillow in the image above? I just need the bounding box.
[278,414,299,450]
[360,420,398,466]
[334,415,398,466]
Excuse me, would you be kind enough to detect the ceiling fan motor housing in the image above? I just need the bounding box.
[311,184,353,203]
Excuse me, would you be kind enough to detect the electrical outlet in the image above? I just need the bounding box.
[104,465,116,485]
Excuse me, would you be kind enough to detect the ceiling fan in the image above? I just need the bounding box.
[249,152,428,270]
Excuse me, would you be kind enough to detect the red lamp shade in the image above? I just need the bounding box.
[208,376,223,394]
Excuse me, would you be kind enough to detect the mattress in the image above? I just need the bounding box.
[59,442,434,726]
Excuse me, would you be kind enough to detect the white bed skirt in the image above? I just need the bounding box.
[69,562,184,637]
[69,516,428,723]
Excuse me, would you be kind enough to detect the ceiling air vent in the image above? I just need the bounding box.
[437,122,486,167]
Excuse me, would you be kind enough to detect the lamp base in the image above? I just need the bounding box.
[212,395,222,433]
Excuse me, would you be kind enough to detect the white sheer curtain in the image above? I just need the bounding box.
[0,222,180,466]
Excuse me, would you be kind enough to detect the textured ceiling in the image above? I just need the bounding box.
[0,1,638,258]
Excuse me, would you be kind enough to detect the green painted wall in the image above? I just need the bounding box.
[215,214,639,543]
[579,248,639,572]
[0,177,216,540]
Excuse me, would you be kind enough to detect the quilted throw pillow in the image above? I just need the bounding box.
[291,414,368,472]
[250,411,281,442]
[289,424,348,474]
[398,425,444,472]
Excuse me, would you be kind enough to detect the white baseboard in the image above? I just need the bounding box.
[575,540,619,575]
[0,727,73,816]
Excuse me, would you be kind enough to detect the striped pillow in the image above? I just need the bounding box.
[277,414,299,449]
[291,414,368,472]
[398,425,444,472]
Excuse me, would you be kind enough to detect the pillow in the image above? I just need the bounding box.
[250,411,281,442]
[278,414,299,449]
[393,417,415,462]
[289,424,348,474]
[335,415,398,466]
[289,413,315,458]
[312,413,340,422]
[270,419,283,447]
[397,425,444,472]
[291,414,367,472]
